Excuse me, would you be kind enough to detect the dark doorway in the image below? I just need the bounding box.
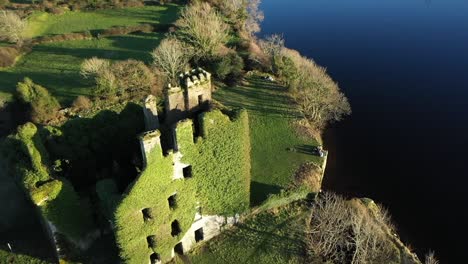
[168,194,177,209]
[183,166,192,178]
[147,235,157,248]
[195,228,204,242]
[174,242,184,255]
[171,220,182,237]
[198,95,204,105]
[150,253,160,264]
[142,208,153,222]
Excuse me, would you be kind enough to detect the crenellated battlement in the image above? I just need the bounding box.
[165,68,212,125]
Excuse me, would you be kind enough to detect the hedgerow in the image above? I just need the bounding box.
[115,109,250,263]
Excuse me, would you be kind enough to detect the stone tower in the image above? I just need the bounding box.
[143,95,160,131]
[165,68,212,124]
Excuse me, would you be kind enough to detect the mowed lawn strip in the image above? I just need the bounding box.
[214,77,322,205]
[24,4,181,38]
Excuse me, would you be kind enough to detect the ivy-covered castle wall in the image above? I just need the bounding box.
[114,109,251,264]
[0,123,94,252]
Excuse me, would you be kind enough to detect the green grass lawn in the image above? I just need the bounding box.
[24,4,181,38]
[0,32,163,104]
[0,4,181,104]
[214,77,323,205]
[186,201,309,264]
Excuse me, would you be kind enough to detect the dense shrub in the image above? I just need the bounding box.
[0,46,19,67]
[16,78,61,124]
[0,10,27,45]
[111,59,156,96]
[71,95,93,111]
[208,51,244,85]
[80,57,110,79]
[81,58,156,98]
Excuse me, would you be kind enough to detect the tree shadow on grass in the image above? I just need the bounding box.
[294,144,320,155]
[250,181,283,206]
[33,32,161,63]
[214,77,302,118]
[213,205,307,262]
[94,4,182,25]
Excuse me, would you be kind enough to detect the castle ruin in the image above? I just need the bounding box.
[164,68,212,125]
[114,68,250,264]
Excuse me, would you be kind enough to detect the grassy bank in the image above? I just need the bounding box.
[214,76,323,205]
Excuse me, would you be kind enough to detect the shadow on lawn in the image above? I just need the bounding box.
[294,144,319,155]
[95,4,182,25]
[215,77,301,118]
[217,206,306,261]
[33,32,161,63]
[250,181,283,206]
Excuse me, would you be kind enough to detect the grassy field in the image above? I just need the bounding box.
[24,4,181,38]
[186,201,309,264]
[0,32,163,104]
[214,77,323,205]
[0,4,181,104]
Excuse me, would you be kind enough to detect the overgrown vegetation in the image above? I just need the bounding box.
[0,122,94,241]
[0,249,51,264]
[115,110,251,263]
[260,35,351,129]
[16,78,61,124]
[0,10,27,45]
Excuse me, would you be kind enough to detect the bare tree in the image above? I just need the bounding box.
[0,10,27,45]
[259,34,284,58]
[280,48,351,129]
[307,192,399,264]
[80,57,110,79]
[425,251,439,264]
[176,2,229,58]
[218,0,246,28]
[151,37,192,85]
[308,192,352,263]
[245,0,264,36]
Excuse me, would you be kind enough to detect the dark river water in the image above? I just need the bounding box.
[260,0,468,263]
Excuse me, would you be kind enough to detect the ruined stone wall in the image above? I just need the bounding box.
[143,95,160,131]
[165,68,212,125]
[164,86,186,125]
[115,108,251,264]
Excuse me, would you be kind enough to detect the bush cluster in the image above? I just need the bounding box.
[16,78,61,124]
[80,57,158,99]
[0,46,19,67]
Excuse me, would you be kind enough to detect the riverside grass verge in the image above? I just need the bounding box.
[214,76,324,205]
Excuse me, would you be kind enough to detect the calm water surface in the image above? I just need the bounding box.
[260,0,468,262]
